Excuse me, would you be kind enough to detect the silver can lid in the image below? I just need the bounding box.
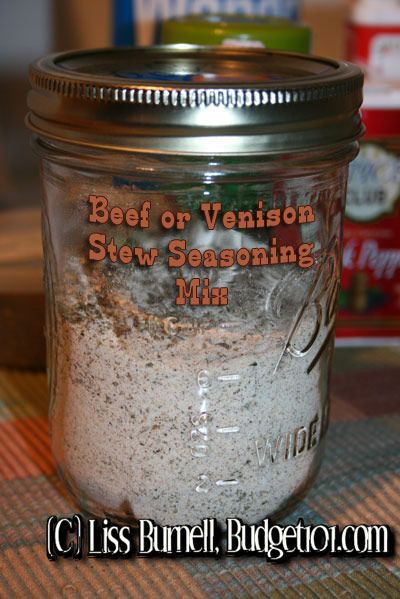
[27,45,364,155]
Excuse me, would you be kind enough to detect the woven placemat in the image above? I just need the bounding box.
[0,348,399,597]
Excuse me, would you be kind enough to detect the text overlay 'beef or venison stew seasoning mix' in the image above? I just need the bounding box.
[27,47,363,525]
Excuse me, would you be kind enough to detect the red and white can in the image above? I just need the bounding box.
[348,0,400,81]
[337,82,400,342]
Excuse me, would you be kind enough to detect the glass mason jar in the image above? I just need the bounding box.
[27,47,363,525]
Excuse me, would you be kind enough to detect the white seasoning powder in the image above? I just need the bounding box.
[51,259,330,526]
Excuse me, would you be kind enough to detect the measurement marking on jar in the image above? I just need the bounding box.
[216,426,240,434]
[217,374,241,382]
[190,411,211,457]
[191,446,208,458]
[216,479,239,487]
[195,475,240,492]
[192,369,242,492]
[196,475,212,493]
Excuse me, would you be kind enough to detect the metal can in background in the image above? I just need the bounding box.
[337,82,400,343]
[113,0,301,46]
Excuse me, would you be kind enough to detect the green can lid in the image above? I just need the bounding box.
[161,14,312,54]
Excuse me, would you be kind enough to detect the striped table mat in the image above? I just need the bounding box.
[0,347,399,597]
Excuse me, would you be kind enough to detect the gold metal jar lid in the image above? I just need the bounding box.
[27,45,364,155]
